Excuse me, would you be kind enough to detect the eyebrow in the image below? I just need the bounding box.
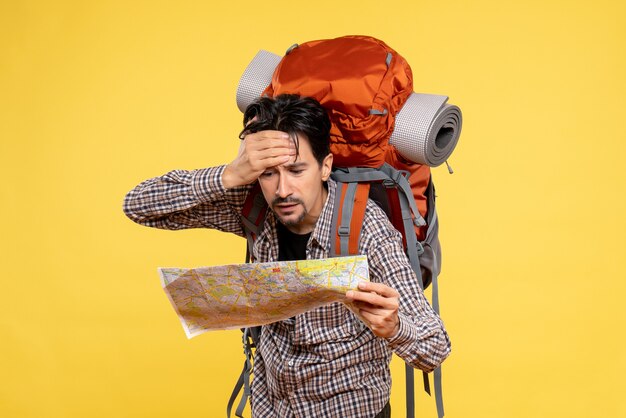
[283,162,308,169]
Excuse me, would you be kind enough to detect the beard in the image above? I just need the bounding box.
[272,196,307,227]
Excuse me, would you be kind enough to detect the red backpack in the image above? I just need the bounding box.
[229,35,462,418]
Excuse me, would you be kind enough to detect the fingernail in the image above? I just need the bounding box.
[358,282,367,290]
[346,291,354,299]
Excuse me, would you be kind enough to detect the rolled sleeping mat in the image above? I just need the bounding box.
[236,50,462,167]
[390,93,462,166]
[236,50,282,114]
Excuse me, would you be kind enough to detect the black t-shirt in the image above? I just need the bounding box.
[277,221,311,262]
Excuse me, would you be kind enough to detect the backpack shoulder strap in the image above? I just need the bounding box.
[241,182,268,262]
[227,327,260,418]
[330,179,370,256]
[330,166,426,281]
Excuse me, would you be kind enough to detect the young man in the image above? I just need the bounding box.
[124,94,451,418]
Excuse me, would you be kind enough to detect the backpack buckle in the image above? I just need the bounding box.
[338,226,350,236]
[416,241,425,256]
[382,178,395,188]
[383,169,409,188]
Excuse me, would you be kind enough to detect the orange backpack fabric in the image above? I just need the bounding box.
[263,35,414,168]
[263,35,430,241]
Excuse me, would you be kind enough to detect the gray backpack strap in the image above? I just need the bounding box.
[405,364,416,418]
[434,368,444,418]
[227,328,256,418]
[331,165,426,229]
[396,185,425,290]
[329,180,345,257]
[394,173,424,418]
[338,182,358,255]
[226,362,246,417]
[425,178,444,418]
[329,176,370,257]
[430,258,444,418]
[378,164,426,228]
[330,168,385,256]
[331,166,389,182]
[398,173,445,417]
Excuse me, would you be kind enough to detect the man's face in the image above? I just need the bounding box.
[258,133,333,235]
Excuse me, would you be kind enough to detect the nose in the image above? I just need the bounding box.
[275,173,292,198]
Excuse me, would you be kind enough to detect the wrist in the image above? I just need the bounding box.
[221,164,240,189]
[389,317,401,339]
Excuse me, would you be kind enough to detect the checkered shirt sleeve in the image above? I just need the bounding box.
[122,165,250,236]
[361,200,451,372]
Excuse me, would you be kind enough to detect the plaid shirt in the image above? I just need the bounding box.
[124,165,451,418]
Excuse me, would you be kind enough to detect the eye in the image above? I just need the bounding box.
[290,168,304,175]
[260,171,274,178]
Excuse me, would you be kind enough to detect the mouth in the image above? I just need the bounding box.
[273,200,301,215]
[275,203,299,211]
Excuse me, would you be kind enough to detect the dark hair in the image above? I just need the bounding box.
[240,94,331,166]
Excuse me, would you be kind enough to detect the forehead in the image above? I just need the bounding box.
[288,133,316,163]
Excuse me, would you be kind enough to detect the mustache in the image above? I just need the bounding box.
[272,196,303,206]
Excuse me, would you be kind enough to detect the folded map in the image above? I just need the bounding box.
[159,255,369,338]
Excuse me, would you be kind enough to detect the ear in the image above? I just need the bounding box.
[321,153,333,181]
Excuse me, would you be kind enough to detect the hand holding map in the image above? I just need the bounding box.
[159,255,369,338]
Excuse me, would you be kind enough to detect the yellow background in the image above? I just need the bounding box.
[1,1,625,417]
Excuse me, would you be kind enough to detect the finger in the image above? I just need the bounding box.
[352,302,389,316]
[247,138,296,161]
[249,151,296,167]
[357,281,399,298]
[244,143,296,168]
[346,289,398,310]
[258,145,297,159]
[351,298,396,313]
[257,155,296,169]
[256,139,296,153]
[245,131,293,147]
[358,308,396,323]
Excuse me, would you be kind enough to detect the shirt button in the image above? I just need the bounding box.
[288,360,294,367]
